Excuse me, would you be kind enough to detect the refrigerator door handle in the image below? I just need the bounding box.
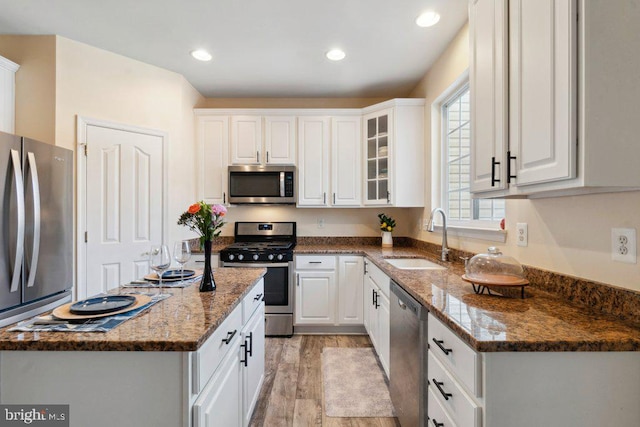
[26,152,41,288]
[10,149,25,293]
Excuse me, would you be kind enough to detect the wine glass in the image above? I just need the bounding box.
[173,241,192,284]
[149,244,171,296]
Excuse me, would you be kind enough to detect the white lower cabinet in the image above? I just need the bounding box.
[241,304,265,426]
[363,259,390,377]
[337,256,364,324]
[427,312,640,427]
[193,278,265,427]
[294,255,364,327]
[193,339,243,427]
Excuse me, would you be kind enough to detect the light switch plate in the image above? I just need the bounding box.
[611,228,636,263]
[516,223,528,247]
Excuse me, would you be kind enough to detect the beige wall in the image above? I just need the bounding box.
[408,23,640,292]
[54,36,204,244]
[0,35,56,144]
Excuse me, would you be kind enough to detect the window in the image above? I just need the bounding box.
[442,84,505,226]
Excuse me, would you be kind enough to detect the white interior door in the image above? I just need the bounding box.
[80,121,164,298]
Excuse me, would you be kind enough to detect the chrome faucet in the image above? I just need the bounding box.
[427,208,449,262]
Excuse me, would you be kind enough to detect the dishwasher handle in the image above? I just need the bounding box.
[390,280,424,318]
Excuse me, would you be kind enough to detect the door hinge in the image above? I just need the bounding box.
[84,231,88,243]
[83,144,87,156]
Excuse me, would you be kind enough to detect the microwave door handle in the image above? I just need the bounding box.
[280,171,285,197]
[26,152,41,288]
[10,149,25,293]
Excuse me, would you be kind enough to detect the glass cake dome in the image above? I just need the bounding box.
[465,247,525,283]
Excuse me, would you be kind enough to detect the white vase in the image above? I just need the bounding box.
[381,231,393,248]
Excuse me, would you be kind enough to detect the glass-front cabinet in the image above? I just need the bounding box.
[364,108,393,205]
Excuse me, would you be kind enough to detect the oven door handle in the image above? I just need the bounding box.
[223,262,290,268]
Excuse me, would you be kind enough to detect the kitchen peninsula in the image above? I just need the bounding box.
[0,268,266,427]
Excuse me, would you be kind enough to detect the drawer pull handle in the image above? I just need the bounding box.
[221,329,237,345]
[309,261,322,264]
[432,418,444,427]
[432,338,452,355]
[253,293,263,301]
[247,331,253,357]
[432,378,452,401]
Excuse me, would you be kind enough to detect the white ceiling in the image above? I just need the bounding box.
[0,0,469,98]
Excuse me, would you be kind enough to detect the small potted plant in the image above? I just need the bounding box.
[378,213,396,248]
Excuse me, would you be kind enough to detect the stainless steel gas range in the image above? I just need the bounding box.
[220,222,295,337]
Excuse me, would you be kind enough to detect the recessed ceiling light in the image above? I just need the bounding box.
[326,49,346,61]
[191,49,212,61]
[416,11,441,27]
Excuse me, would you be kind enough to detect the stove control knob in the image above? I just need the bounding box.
[238,254,244,261]
[252,254,259,261]
[228,254,235,261]
[268,254,275,261]
[276,254,284,261]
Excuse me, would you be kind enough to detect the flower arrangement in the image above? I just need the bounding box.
[378,213,396,233]
[178,201,227,246]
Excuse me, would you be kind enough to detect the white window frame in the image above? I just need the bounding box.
[430,70,507,243]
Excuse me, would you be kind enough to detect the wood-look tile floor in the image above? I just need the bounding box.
[249,335,400,427]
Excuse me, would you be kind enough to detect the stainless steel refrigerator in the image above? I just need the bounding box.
[0,131,73,327]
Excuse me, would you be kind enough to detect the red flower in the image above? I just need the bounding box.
[188,203,201,214]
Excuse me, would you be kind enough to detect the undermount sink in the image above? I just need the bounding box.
[384,258,446,270]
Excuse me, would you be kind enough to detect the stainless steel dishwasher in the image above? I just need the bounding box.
[390,280,427,427]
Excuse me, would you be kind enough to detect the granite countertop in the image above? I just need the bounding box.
[295,244,640,352]
[0,268,266,352]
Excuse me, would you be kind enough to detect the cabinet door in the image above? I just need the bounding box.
[337,256,364,325]
[363,109,392,205]
[469,0,508,193]
[331,116,362,206]
[193,338,242,427]
[231,116,262,165]
[264,116,296,165]
[377,291,391,378]
[365,274,379,347]
[509,0,577,186]
[295,270,336,324]
[196,115,229,205]
[297,117,330,206]
[242,305,265,427]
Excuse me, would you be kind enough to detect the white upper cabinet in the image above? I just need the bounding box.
[362,99,425,207]
[195,114,229,205]
[297,116,330,206]
[331,116,362,207]
[297,114,363,207]
[0,55,19,134]
[469,0,508,193]
[230,115,296,165]
[230,116,263,165]
[471,0,640,198]
[509,0,577,187]
[264,116,296,165]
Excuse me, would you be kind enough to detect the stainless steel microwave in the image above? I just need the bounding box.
[228,165,296,204]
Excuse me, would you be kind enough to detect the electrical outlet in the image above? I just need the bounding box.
[317,218,325,229]
[516,223,528,247]
[611,228,636,263]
